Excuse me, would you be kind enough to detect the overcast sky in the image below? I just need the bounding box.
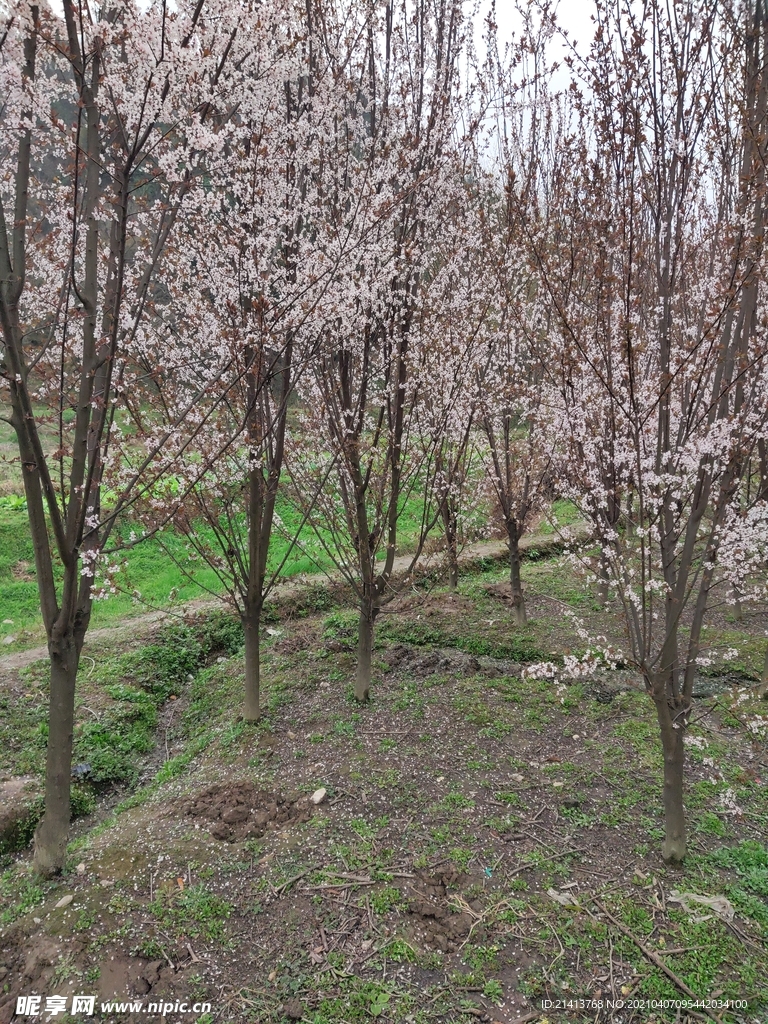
[474,0,598,77]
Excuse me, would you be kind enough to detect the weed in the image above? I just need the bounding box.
[149,883,232,944]
[483,978,503,1002]
[370,886,403,915]
[384,939,417,963]
[0,868,48,925]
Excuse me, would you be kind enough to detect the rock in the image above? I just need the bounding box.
[0,777,41,855]
[55,894,74,909]
[3,636,15,645]
[76,862,86,874]
[282,999,304,1020]
[311,788,327,805]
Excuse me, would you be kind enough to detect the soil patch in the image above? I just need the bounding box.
[405,865,476,952]
[181,781,314,842]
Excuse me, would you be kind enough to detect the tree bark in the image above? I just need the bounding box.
[243,606,261,723]
[596,549,610,608]
[652,690,687,864]
[356,600,376,702]
[442,500,459,591]
[34,637,79,876]
[506,517,527,626]
[758,646,768,698]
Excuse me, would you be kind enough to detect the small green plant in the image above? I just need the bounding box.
[322,611,359,649]
[150,884,232,943]
[368,989,390,1017]
[370,886,402,915]
[0,868,48,925]
[483,979,503,1002]
[384,939,417,963]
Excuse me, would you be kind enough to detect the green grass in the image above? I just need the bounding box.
[149,883,233,944]
[0,483,442,646]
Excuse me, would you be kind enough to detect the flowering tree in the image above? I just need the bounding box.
[519,0,768,862]
[470,20,564,624]
[288,0,473,702]
[0,0,253,874]
[126,0,349,723]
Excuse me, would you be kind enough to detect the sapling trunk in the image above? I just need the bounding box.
[596,549,610,608]
[652,687,687,864]
[442,500,459,591]
[758,646,768,698]
[356,601,376,702]
[243,606,261,722]
[506,518,527,626]
[34,638,79,876]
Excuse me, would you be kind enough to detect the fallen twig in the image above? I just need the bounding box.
[591,900,723,1024]
[508,848,580,878]
[274,865,319,896]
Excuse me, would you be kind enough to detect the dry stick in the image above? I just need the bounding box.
[273,865,319,896]
[507,848,580,878]
[591,900,723,1024]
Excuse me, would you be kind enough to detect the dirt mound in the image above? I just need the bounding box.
[405,865,477,952]
[182,782,313,842]
[484,582,513,602]
[383,644,481,679]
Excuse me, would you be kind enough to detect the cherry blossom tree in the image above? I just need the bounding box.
[127,3,351,722]
[288,0,474,702]
[519,0,768,862]
[0,0,260,874]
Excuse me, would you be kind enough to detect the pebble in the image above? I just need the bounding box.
[54,895,73,909]
[311,788,327,805]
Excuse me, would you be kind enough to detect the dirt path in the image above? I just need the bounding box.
[0,527,586,674]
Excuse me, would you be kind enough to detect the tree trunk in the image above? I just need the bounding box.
[506,518,527,626]
[243,606,261,723]
[596,548,610,607]
[34,638,79,876]
[625,490,635,540]
[758,646,768,699]
[652,692,687,864]
[442,500,459,591]
[356,602,375,702]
